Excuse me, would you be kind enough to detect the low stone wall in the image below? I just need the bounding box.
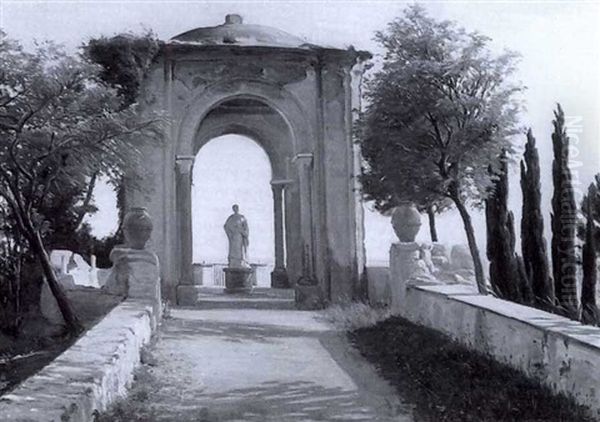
[402,284,600,418]
[0,299,158,421]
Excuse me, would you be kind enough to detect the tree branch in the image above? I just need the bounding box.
[73,171,97,231]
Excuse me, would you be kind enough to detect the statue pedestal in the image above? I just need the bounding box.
[103,245,162,325]
[271,267,290,288]
[294,283,325,310]
[223,267,254,294]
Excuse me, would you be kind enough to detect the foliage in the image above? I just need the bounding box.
[0,31,161,333]
[581,182,599,325]
[36,173,97,248]
[89,232,123,268]
[485,151,530,302]
[520,129,554,307]
[578,174,600,249]
[84,31,161,107]
[550,104,578,318]
[358,4,524,292]
[0,203,28,336]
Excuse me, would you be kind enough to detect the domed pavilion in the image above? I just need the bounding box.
[130,14,371,306]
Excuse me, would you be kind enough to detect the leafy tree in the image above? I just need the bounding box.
[485,152,527,302]
[550,105,578,317]
[37,173,98,249]
[520,129,554,306]
[581,182,599,325]
[84,32,161,108]
[0,201,27,336]
[360,166,451,242]
[0,32,160,334]
[358,5,523,292]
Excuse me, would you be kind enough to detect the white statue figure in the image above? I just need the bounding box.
[224,204,250,268]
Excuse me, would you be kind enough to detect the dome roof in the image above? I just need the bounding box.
[170,14,317,49]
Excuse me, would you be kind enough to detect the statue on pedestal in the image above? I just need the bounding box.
[224,204,250,268]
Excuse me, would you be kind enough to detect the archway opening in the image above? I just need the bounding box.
[191,134,274,287]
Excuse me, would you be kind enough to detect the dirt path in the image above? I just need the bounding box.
[113,288,415,421]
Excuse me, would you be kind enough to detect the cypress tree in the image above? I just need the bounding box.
[581,183,598,325]
[485,153,523,302]
[550,104,579,318]
[520,129,554,307]
[577,174,600,251]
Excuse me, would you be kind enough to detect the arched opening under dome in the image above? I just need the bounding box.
[173,96,296,299]
[191,134,277,287]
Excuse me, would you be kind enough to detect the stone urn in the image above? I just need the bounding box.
[391,204,422,242]
[123,207,153,249]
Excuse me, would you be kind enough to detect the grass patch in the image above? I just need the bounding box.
[94,365,159,422]
[321,301,391,331]
[350,316,595,422]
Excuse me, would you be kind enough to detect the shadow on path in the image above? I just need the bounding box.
[148,380,389,421]
[98,289,414,421]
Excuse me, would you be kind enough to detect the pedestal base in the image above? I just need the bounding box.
[223,267,254,294]
[177,285,204,306]
[271,267,290,288]
[295,283,325,310]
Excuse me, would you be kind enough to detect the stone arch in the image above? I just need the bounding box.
[176,78,313,158]
[174,81,308,292]
[194,106,294,181]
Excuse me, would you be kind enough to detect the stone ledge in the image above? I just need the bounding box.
[0,299,157,422]
[412,284,600,349]
[404,284,600,418]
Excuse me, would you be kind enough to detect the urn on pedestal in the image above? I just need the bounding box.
[123,207,153,249]
[391,203,422,242]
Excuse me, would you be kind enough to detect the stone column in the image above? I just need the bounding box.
[175,156,194,286]
[271,180,290,288]
[292,153,316,281]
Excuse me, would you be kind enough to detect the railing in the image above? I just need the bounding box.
[212,263,226,286]
[192,262,273,287]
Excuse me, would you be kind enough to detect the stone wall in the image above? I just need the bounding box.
[400,284,600,418]
[0,300,158,421]
[365,266,391,307]
[387,240,600,418]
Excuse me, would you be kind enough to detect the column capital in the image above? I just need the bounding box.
[271,184,284,197]
[291,153,313,166]
[271,179,294,186]
[175,155,195,174]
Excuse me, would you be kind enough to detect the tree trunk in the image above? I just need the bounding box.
[451,193,487,294]
[73,172,98,232]
[427,206,438,243]
[30,230,82,334]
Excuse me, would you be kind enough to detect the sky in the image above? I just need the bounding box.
[1,0,598,264]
